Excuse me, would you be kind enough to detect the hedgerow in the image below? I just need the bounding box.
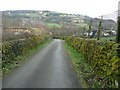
[62,36,120,88]
[2,35,49,75]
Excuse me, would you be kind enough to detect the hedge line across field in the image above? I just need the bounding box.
[61,36,120,88]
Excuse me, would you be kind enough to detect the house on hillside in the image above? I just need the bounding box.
[102,30,116,36]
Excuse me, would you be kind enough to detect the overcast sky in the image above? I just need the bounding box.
[1,0,119,17]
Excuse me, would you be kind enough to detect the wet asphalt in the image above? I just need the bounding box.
[2,39,80,88]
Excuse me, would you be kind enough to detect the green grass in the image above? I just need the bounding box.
[64,42,89,88]
[0,59,2,78]
[45,23,61,28]
[91,36,116,41]
[0,43,1,78]
[2,39,53,77]
[77,23,89,29]
[100,36,116,41]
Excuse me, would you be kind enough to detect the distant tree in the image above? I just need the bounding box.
[97,16,103,40]
[88,20,92,38]
[2,14,12,29]
[82,27,86,38]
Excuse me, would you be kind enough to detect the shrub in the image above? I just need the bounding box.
[63,36,120,88]
[2,36,48,71]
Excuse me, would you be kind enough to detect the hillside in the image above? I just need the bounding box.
[2,10,117,31]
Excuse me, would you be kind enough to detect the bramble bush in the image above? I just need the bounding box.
[61,36,120,88]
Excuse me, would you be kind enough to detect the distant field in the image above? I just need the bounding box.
[77,22,89,29]
[30,28,42,35]
[8,13,41,18]
[100,36,116,41]
[45,23,61,28]
[92,36,116,41]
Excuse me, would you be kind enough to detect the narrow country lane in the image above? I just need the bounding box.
[3,39,80,88]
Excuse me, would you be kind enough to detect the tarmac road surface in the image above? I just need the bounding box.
[3,39,80,88]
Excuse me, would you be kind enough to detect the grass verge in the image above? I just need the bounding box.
[2,39,53,77]
[0,59,1,78]
[64,41,89,88]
